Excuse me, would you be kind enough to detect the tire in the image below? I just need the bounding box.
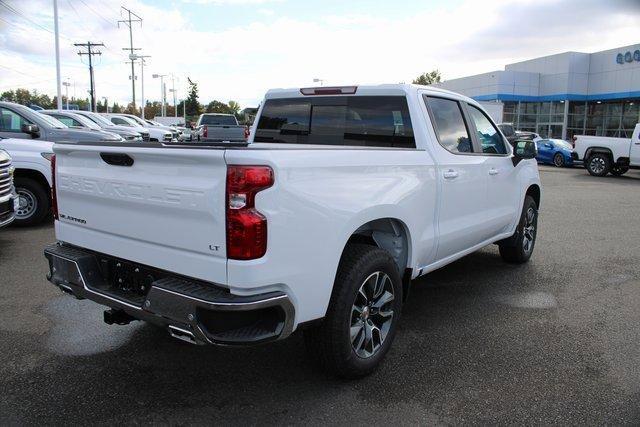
[13,177,50,227]
[304,244,403,378]
[499,195,538,264]
[553,152,565,167]
[610,165,629,176]
[586,153,611,177]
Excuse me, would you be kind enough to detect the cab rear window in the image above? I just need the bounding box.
[254,96,415,148]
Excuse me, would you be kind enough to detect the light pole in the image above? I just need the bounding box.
[169,88,177,118]
[53,0,62,111]
[102,97,109,113]
[313,78,325,86]
[152,74,167,117]
[130,54,151,118]
[62,80,71,110]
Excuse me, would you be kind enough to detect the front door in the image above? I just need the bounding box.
[465,104,521,238]
[423,95,489,261]
[631,126,640,165]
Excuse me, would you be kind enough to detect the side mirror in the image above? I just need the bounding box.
[21,123,40,137]
[512,139,537,166]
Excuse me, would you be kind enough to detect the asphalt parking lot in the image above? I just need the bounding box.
[1,165,639,424]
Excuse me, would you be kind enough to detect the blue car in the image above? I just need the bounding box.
[535,138,574,167]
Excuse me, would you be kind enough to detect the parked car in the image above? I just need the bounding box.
[0,101,123,144]
[572,123,640,176]
[44,84,541,378]
[0,148,19,229]
[535,138,574,167]
[103,114,172,142]
[71,110,147,142]
[0,137,52,226]
[498,123,518,146]
[114,113,180,142]
[194,113,247,142]
[41,110,143,142]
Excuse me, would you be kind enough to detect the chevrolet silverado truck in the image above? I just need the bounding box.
[44,85,541,378]
[194,113,247,142]
[0,149,19,228]
[572,123,640,176]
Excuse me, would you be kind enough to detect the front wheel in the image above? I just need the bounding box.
[499,195,538,264]
[553,152,565,167]
[304,244,402,378]
[13,177,50,227]
[586,153,611,177]
[610,165,629,176]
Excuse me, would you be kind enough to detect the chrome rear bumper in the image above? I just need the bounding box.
[44,243,295,345]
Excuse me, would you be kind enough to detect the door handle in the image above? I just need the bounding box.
[488,168,499,176]
[443,169,459,179]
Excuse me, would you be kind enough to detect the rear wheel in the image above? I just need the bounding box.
[499,195,538,264]
[13,177,50,227]
[586,153,611,177]
[611,165,629,176]
[304,244,402,378]
[553,152,565,167]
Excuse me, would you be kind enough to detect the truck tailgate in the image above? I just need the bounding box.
[53,144,228,285]
[204,125,245,141]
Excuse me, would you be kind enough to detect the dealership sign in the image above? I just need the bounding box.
[616,50,640,64]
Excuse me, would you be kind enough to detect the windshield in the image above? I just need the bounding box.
[201,115,238,126]
[82,112,113,127]
[71,114,102,130]
[124,115,147,126]
[37,112,68,129]
[116,116,141,127]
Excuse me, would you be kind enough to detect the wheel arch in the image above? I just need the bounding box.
[585,147,614,161]
[14,168,51,191]
[526,184,541,209]
[341,217,413,301]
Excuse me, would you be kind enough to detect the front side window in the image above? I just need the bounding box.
[467,105,508,155]
[425,96,472,153]
[111,117,129,125]
[52,115,81,127]
[0,107,30,132]
[255,96,415,148]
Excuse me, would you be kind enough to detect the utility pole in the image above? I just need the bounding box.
[74,42,104,112]
[153,74,167,116]
[53,0,62,111]
[170,74,178,118]
[118,7,142,112]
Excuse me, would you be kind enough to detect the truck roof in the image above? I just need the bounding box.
[264,83,479,106]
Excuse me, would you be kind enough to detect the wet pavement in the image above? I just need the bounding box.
[1,165,639,424]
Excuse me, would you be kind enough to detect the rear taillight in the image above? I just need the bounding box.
[226,165,274,260]
[244,126,250,140]
[300,86,358,95]
[202,126,208,138]
[51,154,58,220]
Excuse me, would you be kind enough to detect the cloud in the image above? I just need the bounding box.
[0,0,639,108]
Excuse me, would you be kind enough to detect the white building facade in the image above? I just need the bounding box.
[435,44,640,140]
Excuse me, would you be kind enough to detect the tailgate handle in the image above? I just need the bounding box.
[100,153,134,167]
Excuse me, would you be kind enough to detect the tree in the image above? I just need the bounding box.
[227,100,240,116]
[412,70,442,86]
[185,77,202,119]
[205,100,230,114]
[1,90,16,102]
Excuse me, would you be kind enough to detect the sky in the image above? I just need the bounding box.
[0,0,639,109]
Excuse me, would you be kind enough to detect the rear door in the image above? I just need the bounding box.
[423,95,489,261]
[54,144,228,285]
[465,103,520,238]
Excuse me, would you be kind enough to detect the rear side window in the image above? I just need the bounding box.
[255,96,415,148]
[425,96,472,153]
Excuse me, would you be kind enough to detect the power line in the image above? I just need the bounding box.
[75,42,104,112]
[0,0,72,41]
[77,0,116,27]
[118,6,142,110]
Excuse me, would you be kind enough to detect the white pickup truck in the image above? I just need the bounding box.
[44,85,541,377]
[572,123,640,176]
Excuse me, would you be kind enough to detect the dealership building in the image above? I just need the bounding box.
[435,43,640,140]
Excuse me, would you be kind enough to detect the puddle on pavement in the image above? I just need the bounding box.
[45,296,142,356]
[497,291,558,309]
